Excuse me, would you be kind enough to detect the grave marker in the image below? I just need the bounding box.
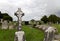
[14,8,25,41]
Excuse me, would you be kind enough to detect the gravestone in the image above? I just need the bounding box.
[35,25,48,31]
[1,19,3,23]
[14,31,25,41]
[9,21,14,29]
[13,22,17,29]
[54,34,60,41]
[14,8,25,41]
[44,27,57,41]
[2,20,8,29]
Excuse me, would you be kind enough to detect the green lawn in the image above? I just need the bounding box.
[0,29,16,41]
[22,25,44,41]
[0,25,44,41]
[0,24,60,41]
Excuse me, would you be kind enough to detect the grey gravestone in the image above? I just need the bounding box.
[9,21,14,29]
[2,20,8,29]
[54,34,60,41]
[14,8,25,41]
[1,19,3,23]
[44,27,57,41]
[35,25,48,31]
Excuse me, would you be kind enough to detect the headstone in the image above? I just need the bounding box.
[2,20,8,29]
[1,19,3,23]
[35,25,40,28]
[44,27,57,41]
[35,25,48,31]
[14,22,17,29]
[54,34,60,40]
[14,31,25,41]
[9,21,14,29]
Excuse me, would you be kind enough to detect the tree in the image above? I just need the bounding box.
[30,19,36,27]
[24,21,29,25]
[48,14,58,23]
[57,17,60,24]
[0,11,13,22]
[41,15,48,23]
[3,15,13,21]
[2,13,13,21]
[0,11,3,19]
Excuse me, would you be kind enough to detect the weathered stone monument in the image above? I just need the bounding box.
[44,27,57,41]
[35,25,48,31]
[1,19,3,23]
[14,8,25,41]
[2,20,8,29]
[9,21,14,29]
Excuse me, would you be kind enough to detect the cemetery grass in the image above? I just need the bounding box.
[0,29,16,41]
[52,24,60,33]
[22,25,44,41]
[0,25,44,41]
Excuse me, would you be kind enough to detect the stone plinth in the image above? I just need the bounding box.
[14,31,25,41]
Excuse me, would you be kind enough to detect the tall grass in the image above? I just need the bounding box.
[52,24,60,33]
[0,29,16,41]
[22,25,44,41]
[0,25,44,41]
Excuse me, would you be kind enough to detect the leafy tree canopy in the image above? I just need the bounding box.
[0,11,13,21]
[41,15,48,23]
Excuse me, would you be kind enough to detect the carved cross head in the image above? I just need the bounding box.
[15,8,24,17]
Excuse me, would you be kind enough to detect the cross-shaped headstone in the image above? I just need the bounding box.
[15,8,24,31]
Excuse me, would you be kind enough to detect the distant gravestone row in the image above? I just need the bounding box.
[0,19,17,29]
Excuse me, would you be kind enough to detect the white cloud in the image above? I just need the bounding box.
[0,0,60,21]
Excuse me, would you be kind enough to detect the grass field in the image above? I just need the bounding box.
[52,24,60,33]
[0,24,60,41]
[22,25,44,41]
[0,25,44,41]
[0,29,16,41]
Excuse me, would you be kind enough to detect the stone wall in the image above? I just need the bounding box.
[0,19,17,29]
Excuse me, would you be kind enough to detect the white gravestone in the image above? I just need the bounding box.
[14,31,25,41]
[2,20,8,29]
[1,19,3,23]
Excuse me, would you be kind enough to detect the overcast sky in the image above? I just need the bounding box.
[0,0,60,21]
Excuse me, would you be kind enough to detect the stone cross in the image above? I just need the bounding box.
[15,8,24,31]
